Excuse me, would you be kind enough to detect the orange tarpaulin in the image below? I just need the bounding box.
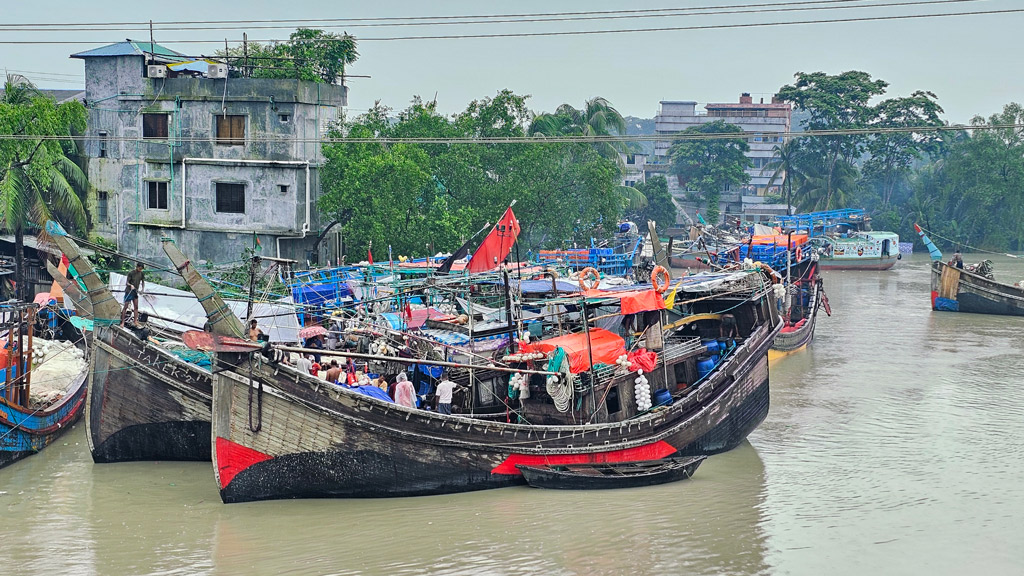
[583,289,666,315]
[749,234,809,246]
[518,327,626,374]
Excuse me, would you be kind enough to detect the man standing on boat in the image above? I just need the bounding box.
[435,373,457,415]
[950,251,964,269]
[395,372,416,408]
[121,262,145,326]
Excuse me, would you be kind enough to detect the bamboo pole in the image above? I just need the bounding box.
[270,345,560,377]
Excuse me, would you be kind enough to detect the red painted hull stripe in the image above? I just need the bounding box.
[216,437,273,489]
[931,290,938,309]
[491,440,677,475]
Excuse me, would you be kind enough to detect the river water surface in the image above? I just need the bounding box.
[3,253,1024,575]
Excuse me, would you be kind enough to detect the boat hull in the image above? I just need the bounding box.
[818,257,897,271]
[211,322,777,503]
[929,261,1024,316]
[0,372,87,470]
[517,455,705,490]
[87,325,213,463]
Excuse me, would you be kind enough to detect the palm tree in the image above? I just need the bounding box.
[1,74,89,300]
[761,139,804,212]
[530,97,628,161]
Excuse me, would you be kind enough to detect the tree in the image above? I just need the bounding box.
[0,74,89,300]
[862,91,945,207]
[668,120,751,224]
[319,91,623,259]
[762,138,804,212]
[632,176,677,230]
[219,28,358,84]
[529,97,628,160]
[777,71,888,209]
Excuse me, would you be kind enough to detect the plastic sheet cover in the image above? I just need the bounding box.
[519,328,626,373]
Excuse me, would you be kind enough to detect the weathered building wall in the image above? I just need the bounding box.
[79,53,345,267]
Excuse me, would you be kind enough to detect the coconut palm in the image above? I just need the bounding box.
[761,139,805,212]
[530,97,628,161]
[1,74,89,300]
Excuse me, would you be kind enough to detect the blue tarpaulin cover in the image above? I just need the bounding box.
[352,385,393,402]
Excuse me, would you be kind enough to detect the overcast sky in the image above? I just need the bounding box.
[2,0,1021,124]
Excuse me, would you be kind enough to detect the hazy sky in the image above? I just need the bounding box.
[2,0,1021,124]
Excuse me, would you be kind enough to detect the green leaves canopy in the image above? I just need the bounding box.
[668,120,751,224]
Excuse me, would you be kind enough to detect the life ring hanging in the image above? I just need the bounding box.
[651,265,671,294]
[795,246,803,262]
[755,261,782,284]
[578,267,600,291]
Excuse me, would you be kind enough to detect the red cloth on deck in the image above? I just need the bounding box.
[518,328,627,374]
[627,348,658,372]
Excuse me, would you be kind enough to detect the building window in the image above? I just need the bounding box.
[626,154,636,165]
[625,180,636,188]
[147,181,168,210]
[278,184,289,194]
[216,115,245,145]
[278,113,290,123]
[143,114,168,139]
[98,131,108,157]
[97,191,108,222]
[216,182,245,213]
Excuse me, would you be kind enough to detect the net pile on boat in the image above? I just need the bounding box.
[29,338,87,408]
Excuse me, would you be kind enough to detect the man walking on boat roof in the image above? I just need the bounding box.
[121,262,145,326]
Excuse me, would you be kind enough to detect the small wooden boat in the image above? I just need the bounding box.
[0,302,88,469]
[915,224,1024,316]
[516,455,706,490]
[769,258,830,362]
[47,222,242,463]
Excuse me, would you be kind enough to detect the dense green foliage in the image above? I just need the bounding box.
[0,74,88,299]
[319,91,622,260]
[219,28,358,84]
[632,176,677,231]
[668,120,751,225]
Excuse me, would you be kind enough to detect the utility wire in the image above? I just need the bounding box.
[0,0,986,32]
[0,5,1017,44]
[0,1,912,28]
[0,122,1016,144]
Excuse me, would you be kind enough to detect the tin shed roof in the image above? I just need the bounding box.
[70,40,187,62]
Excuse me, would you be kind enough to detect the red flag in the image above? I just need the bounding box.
[468,207,521,273]
[368,247,374,265]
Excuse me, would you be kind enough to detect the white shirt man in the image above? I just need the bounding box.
[435,377,457,415]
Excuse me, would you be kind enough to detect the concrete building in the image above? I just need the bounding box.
[71,40,347,267]
[650,94,792,223]
[620,152,648,188]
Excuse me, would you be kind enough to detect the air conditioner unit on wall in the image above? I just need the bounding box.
[208,63,228,79]
[147,65,167,78]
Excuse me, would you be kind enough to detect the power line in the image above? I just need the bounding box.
[0,5,1016,44]
[0,123,1015,144]
[0,0,985,32]
[0,1,896,27]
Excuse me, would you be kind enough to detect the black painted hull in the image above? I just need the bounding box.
[87,325,213,463]
[517,456,705,490]
[212,316,779,503]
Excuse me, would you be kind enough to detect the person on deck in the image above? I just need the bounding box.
[435,373,458,415]
[293,353,313,375]
[324,360,342,384]
[950,251,964,269]
[248,319,264,341]
[305,334,324,364]
[720,313,738,340]
[395,372,416,408]
[121,262,145,326]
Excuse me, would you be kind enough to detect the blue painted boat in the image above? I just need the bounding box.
[0,302,88,469]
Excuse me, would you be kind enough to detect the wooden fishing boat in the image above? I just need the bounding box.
[516,455,705,490]
[47,222,245,462]
[169,240,782,503]
[0,302,88,469]
[915,224,1024,316]
[769,258,829,362]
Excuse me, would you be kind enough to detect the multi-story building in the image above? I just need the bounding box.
[649,93,792,223]
[71,40,347,267]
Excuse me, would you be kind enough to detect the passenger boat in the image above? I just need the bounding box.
[0,301,88,469]
[915,224,1024,316]
[171,237,782,502]
[516,455,705,490]
[777,209,900,271]
[47,222,236,462]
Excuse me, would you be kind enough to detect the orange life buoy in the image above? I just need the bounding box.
[578,267,600,291]
[755,261,782,284]
[651,265,671,294]
[795,246,803,262]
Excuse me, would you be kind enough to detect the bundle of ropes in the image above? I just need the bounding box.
[967,259,995,280]
[545,347,574,413]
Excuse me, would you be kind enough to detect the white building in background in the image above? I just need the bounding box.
[620,152,648,188]
[648,93,793,223]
